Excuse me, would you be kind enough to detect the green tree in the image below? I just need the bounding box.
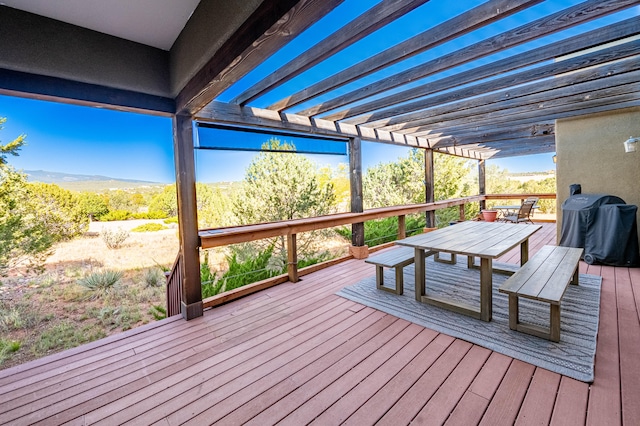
[232,138,337,269]
[77,191,110,220]
[27,183,88,240]
[363,149,477,226]
[149,185,177,217]
[0,121,52,274]
[363,148,425,208]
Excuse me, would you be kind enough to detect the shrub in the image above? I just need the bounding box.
[101,228,129,249]
[131,223,167,233]
[163,216,178,224]
[149,305,166,320]
[336,215,426,247]
[99,210,132,221]
[143,268,165,287]
[0,338,21,365]
[201,246,278,298]
[78,269,123,293]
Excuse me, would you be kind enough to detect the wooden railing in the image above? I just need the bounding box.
[166,193,556,314]
[165,253,183,317]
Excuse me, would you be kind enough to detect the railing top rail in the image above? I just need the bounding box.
[200,193,555,249]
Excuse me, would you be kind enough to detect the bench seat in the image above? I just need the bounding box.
[499,245,583,342]
[365,247,428,295]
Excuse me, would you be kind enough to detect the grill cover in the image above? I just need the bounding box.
[559,194,640,266]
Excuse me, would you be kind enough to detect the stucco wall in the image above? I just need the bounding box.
[555,106,640,242]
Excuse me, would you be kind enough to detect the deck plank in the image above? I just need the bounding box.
[586,265,621,426]
[550,377,589,426]
[514,368,561,425]
[0,223,635,426]
[479,359,535,426]
[616,266,640,425]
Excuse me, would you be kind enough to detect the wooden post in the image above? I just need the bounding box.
[424,149,435,228]
[459,204,465,221]
[398,214,406,240]
[349,137,368,258]
[173,114,202,320]
[287,233,299,283]
[478,159,486,212]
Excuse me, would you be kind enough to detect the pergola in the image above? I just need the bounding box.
[1,0,638,319]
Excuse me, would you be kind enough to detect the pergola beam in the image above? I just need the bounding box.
[336,17,640,124]
[375,43,640,131]
[394,65,640,133]
[266,0,542,112]
[408,80,640,135]
[176,0,343,114]
[197,101,433,148]
[232,0,429,106]
[297,0,638,118]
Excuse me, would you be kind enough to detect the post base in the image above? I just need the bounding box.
[181,300,203,320]
[350,245,369,259]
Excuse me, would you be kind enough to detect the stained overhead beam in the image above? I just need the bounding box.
[375,42,640,130]
[269,0,540,115]
[196,101,431,149]
[405,78,640,134]
[435,135,556,159]
[232,0,429,106]
[266,0,542,112]
[176,0,343,115]
[306,0,640,118]
[425,123,555,148]
[411,92,640,137]
[383,51,640,132]
[339,16,640,124]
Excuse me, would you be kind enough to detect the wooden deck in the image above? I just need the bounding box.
[1,222,639,425]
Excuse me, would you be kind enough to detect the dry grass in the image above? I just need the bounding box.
[0,221,179,370]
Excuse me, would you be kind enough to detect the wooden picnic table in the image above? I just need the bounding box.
[396,221,542,322]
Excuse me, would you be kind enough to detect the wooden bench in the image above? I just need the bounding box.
[365,247,431,295]
[498,245,583,342]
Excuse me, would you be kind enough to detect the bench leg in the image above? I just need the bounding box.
[415,248,426,302]
[508,294,519,331]
[394,266,404,295]
[375,266,384,290]
[550,304,561,342]
[571,267,579,285]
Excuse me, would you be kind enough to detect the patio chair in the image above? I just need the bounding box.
[502,198,537,224]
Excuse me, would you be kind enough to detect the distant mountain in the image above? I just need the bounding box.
[24,170,167,191]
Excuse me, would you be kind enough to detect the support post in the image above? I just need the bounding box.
[478,159,486,212]
[287,233,299,283]
[349,137,368,258]
[425,149,435,228]
[173,114,202,320]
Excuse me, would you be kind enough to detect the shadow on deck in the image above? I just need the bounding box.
[1,222,638,425]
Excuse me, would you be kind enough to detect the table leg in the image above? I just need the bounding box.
[480,257,492,322]
[520,239,529,265]
[415,247,426,302]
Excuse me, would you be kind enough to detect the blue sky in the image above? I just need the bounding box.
[1,0,632,183]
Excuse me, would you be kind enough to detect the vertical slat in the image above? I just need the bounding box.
[458,204,465,221]
[165,253,183,317]
[287,233,299,283]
